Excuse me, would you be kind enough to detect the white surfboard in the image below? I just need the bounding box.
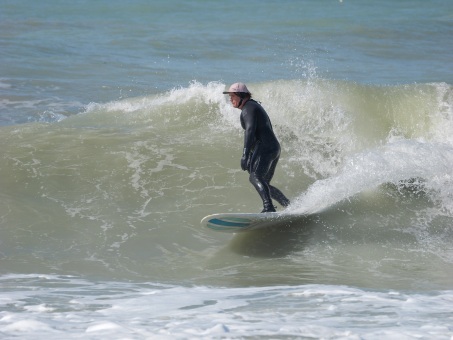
[201,212,301,233]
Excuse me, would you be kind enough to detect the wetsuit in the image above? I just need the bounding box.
[240,99,290,212]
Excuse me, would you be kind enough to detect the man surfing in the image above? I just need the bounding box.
[223,82,290,212]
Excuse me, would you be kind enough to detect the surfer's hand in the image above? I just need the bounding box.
[240,155,248,171]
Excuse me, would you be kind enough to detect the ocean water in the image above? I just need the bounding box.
[1,0,453,339]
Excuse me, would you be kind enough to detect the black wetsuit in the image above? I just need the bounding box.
[240,99,290,211]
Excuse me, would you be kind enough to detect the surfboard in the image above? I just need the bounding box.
[201,212,300,233]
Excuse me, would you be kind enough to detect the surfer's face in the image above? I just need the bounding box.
[228,93,241,108]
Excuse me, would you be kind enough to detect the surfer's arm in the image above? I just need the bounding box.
[240,108,257,171]
[241,109,257,155]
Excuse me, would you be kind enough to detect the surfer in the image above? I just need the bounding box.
[223,82,290,212]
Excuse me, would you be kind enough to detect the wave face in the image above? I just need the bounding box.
[1,80,453,290]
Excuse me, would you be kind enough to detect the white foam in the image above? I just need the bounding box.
[85,322,123,333]
[291,139,453,215]
[3,320,53,332]
[24,304,54,312]
[0,275,452,339]
[85,81,226,115]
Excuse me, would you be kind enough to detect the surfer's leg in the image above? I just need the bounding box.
[249,153,275,213]
[249,172,275,213]
[264,154,291,208]
[269,186,291,207]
